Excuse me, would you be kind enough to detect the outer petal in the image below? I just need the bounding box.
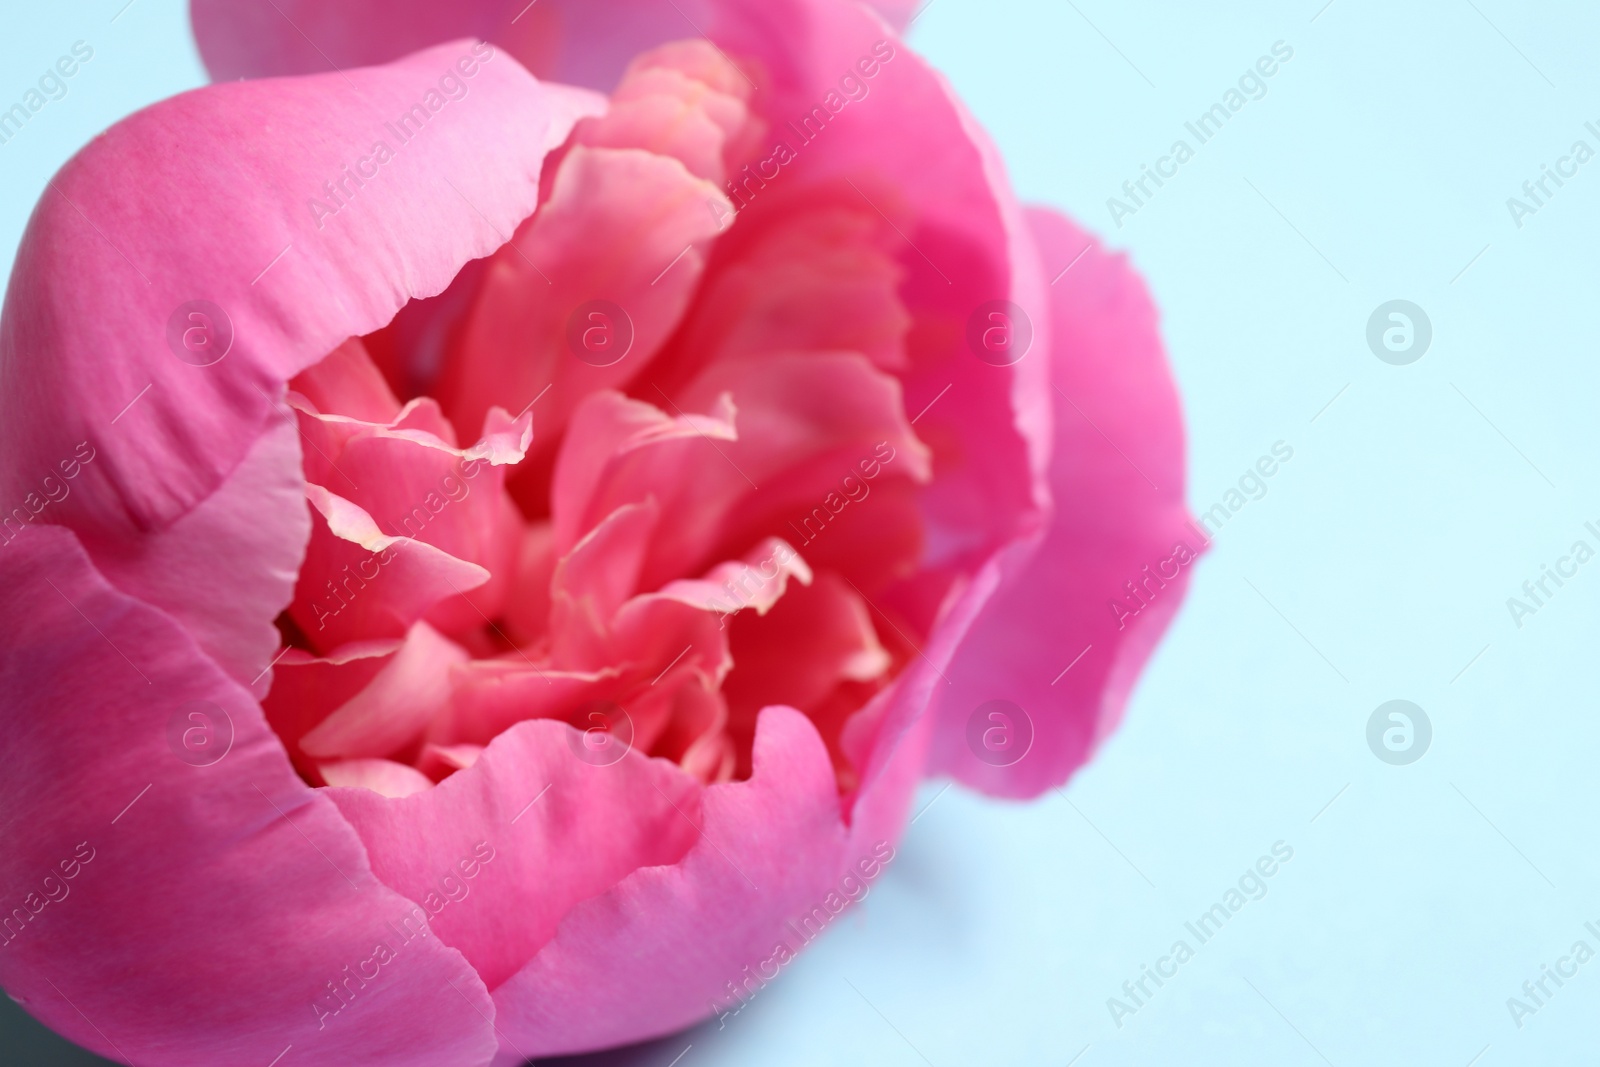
[193,0,724,90]
[0,526,496,1066]
[81,415,307,696]
[490,706,849,1055]
[325,720,703,992]
[0,39,593,682]
[927,208,1196,798]
[194,0,918,85]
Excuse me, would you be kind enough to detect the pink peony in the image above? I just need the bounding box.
[0,0,1194,1063]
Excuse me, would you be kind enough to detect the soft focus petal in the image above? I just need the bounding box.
[927,208,1195,798]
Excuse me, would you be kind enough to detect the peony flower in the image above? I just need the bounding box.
[0,0,1194,1063]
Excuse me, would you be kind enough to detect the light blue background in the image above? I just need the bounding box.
[3,2,1597,1065]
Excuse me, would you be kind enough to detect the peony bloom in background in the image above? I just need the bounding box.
[0,0,1194,1064]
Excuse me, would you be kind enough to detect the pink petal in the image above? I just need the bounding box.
[724,570,893,783]
[489,706,850,1055]
[654,192,914,377]
[725,570,890,715]
[0,39,584,545]
[192,0,918,84]
[325,719,704,992]
[573,40,758,184]
[548,389,737,564]
[418,742,486,777]
[0,525,496,1066]
[288,484,490,650]
[192,0,1050,585]
[926,208,1196,798]
[653,535,813,617]
[264,639,402,777]
[546,499,661,665]
[671,351,934,586]
[81,416,307,696]
[320,758,436,798]
[300,621,471,761]
[192,0,726,90]
[499,520,557,646]
[289,351,531,633]
[436,662,623,748]
[292,336,405,424]
[436,144,730,483]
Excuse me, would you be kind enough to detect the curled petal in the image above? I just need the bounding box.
[289,484,490,651]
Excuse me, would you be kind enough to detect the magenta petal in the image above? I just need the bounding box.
[0,526,497,1066]
[927,208,1197,798]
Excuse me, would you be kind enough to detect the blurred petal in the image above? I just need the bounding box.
[927,209,1195,797]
